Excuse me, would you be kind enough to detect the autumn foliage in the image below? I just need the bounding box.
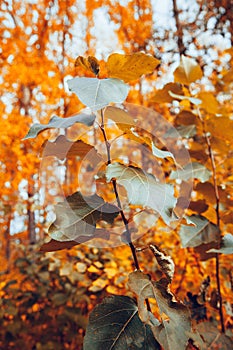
[1,1,233,349]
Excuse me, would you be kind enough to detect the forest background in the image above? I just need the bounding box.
[0,0,233,349]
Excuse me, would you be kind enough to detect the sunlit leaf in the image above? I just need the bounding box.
[104,105,136,131]
[106,162,177,225]
[179,215,220,248]
[170,162,211,183]
[128,271,193,350]
[41,135,101,161]
[207,234,233,255]
[48,191,119,242]
[206,116,233,143]
[174,55,203,84]
[67,77,129,111]
[198,92,219,114]
[83,295,160,350]
[23,113,95,139]
[75,55,100,75]
[107,52,160,82]
[151,83,183,103]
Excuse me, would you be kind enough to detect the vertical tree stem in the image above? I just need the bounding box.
[198,110,225,333]
[99,110,151,312]
[99,110,140,271]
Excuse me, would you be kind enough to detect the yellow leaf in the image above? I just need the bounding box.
[198,92,219,114]
[87,265,99,273]
[106,285,121,294]
[89,278,108,292]
[104,106,136,131]
[75,55,100,75]
[174,55,203,84]
[107,52,160,82]
[206,116,233,142]
[104,267,118,278]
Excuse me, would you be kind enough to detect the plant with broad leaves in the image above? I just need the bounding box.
[25,52,233,349]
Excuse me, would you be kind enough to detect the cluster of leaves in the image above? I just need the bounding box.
[24,51,233,349]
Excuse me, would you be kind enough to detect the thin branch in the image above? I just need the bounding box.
[197,109,225,333]
[172,0,186,56]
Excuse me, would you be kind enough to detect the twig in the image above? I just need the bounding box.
[197,109,225,333]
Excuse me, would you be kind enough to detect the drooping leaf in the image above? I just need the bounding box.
[83,295,160,350]
[168,91,201,105]
[23,113,95,139]
[151,83,183,103]
[48,192,119,242]
[75,55,100,75]
[149,245,175,283]
[179,215,220,248]
[104,106,136,131]
[106,163,177,225]
[128,271,193,350]
[41,135,102,162]
[152,142,176,163]
[170,162,211,183]
[174,55,203,84]
[107,52,160,82]
[67,77,129,111]
[207,234,233,255]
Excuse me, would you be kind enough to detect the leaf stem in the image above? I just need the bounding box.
[197,109,225,333]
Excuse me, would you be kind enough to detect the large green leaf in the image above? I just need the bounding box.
[83,295,160,350]
[48,192,119,242]
[106,163,176,225]
[207,233,233,255]
[23,113,95,139]
[67,77,129,111]
[170,162,211,183]
[128,271,193,350]
[179,215,220,248]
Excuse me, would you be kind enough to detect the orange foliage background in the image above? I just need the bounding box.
[0,1,233,349]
